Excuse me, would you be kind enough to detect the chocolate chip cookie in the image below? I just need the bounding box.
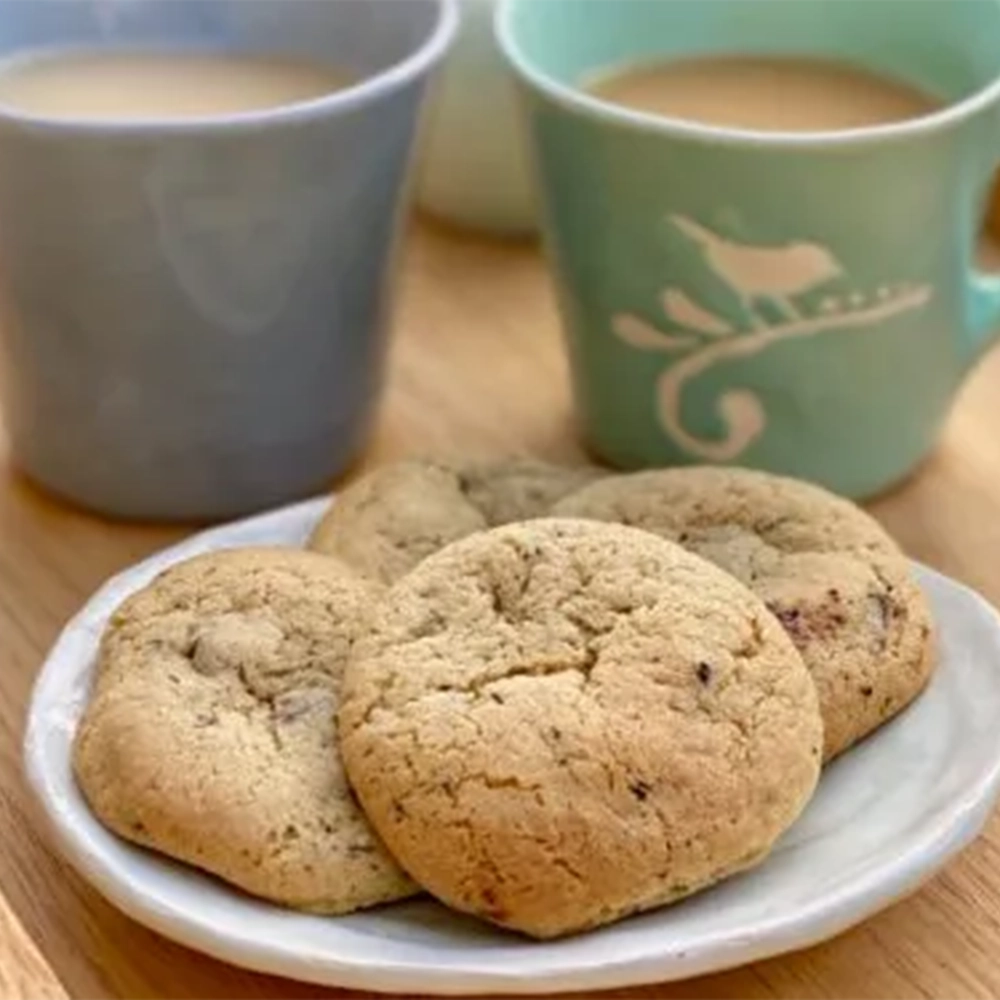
[555,466,935,760]
[338,519,822,938]
[73,547,416,913]
[308,458,603,585]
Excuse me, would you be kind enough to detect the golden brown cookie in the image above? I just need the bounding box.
[307,461,486,586]
[555,466,935,760]
[456,457,604,526]
[308,458,603,585]
[339,519,822,939]
[73,547,416,913]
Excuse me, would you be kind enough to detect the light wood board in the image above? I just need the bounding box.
[4,221,1000,998]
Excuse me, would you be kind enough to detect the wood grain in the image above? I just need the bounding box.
[0,890,67,999]
[4,219,1000,998]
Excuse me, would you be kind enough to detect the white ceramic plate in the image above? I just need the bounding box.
[23,498,1000,995]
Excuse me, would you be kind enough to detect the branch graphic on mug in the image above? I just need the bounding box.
[612,215,933,461]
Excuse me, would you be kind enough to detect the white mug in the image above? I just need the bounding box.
[416,0,535,236]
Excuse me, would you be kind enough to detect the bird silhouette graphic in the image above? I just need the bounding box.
[670,214,843,324]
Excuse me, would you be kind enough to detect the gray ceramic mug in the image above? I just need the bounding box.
[0,0,456,520]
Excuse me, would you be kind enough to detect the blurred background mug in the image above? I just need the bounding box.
[498,0,1000,499]
[416,0,535,236]
[0,0,455,520]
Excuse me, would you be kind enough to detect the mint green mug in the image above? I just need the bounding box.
[497,0,1000,498]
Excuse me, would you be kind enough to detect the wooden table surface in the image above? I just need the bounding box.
[5,220,1000,999]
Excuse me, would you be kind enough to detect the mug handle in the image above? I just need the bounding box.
[967,269,1000,366]
[967,145,1000,366]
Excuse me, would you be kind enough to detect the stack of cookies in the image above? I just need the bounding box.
[73,459,935,939]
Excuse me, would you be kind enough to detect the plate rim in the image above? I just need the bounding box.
[22,498,1000,995]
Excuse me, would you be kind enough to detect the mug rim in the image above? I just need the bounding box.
[496,0,1000,148]
[0,0,458,135]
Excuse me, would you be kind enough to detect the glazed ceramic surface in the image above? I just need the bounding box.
[0,0,455,519]
[497,0,1000,497]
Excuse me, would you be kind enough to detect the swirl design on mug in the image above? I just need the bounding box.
[612,215,933,461]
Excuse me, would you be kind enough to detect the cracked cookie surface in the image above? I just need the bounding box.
[555,467,935,760]
[73,547,416,913]
[456,457,604,526]
[338,519,822,938]
[308,458,603,585]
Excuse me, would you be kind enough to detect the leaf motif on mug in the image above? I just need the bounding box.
[612,313,695,352]
[661,289,733,336]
